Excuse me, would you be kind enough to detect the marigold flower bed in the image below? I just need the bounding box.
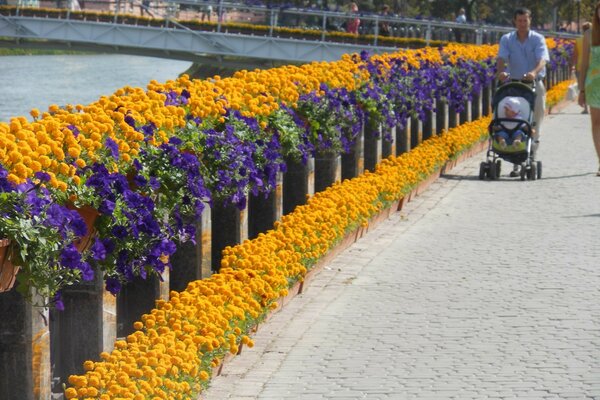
[62,115,489,399]
[63,79,572,399]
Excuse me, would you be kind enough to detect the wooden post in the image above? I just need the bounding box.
[117,271,169,338]
[410,116,421,149]
[472,89,481,121]
[435,100,447,135]
[0,290,51,400]
[314,153,341,193]
[448,104,458,128]
[51,273,117,390]
[248,172,283,239]
[341,128,364,181]
[459,101,470,124]
[169,206,212,292]
[381,126,397,158]
[482,85,492,117]
[422,110,433,141]
[396,119,410,155]
[363,121,382,172]
[210,200,248,272]
[283,156,314,215]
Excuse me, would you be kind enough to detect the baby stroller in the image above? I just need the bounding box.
[479,80,542,181]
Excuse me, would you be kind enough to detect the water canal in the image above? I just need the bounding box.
[0,54,191,122]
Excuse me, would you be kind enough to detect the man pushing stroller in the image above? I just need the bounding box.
[496,7,549,176]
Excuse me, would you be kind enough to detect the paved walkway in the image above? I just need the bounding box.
[201,102,600,400]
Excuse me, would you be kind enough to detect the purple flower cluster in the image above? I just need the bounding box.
[80,159,183,294]
[197,109,286,208]
[295,84,365,155]
[0,166,92,307]
[548,39,574,72]
[355,49,495,134]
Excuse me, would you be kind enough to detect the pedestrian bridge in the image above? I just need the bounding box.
[0,1,573,64]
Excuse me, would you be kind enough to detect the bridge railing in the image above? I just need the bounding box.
[10,0,579,47]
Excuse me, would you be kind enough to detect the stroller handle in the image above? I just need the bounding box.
[499,79,536,87]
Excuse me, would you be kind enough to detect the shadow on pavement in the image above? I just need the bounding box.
[440,174,481,181]
[536,172,595,180]
[561,213,600,218]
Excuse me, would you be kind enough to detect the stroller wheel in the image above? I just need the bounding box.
[520,165,526,181]
[479,162,486,180]
[536,161,542,179]
[495,160,501,177]
[488,161,496,180]
[529,163,537,181]
[479,162,485,180]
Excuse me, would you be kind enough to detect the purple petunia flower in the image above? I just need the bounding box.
[105,137,119,160]
[53,292,65,311]
[105,277,122,295]
[90,238,107,261]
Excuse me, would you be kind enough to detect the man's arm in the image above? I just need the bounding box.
[497,58,510,81]
[526,34,550,80]
[524,58,546,81]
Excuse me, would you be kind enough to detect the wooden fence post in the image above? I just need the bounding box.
[117,272,169,338]
[472,89,482,120]
[0,290,51,400]
[51,273,117,390]
[459,101,470,124]
[363,121,382,172]
[422,110,434,140]
[314,153,341,193]
[410,116,421,149]
[482,85,492,117]
[210,201,248,272]
[381,126,397,158]
[436,100,447,135]
[283,156,315,215]
[396,119,410,155]
[248,172,283,239]
[341,128,364,181]
[169,207,212,292]
[448,104,458,128]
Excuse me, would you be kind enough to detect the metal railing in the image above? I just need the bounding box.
[5,0,579,47]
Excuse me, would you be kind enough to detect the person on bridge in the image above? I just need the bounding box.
[346,2,360,35]
[140,0,152,17]
[577,1,600,176]
[454,7,467,43]
[496,7,549,177]
[379,5,391,37]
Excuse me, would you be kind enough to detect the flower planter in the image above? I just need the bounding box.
[66,204,99,252]
[0,239,19,293]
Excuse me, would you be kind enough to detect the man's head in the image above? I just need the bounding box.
[513,7,532,34]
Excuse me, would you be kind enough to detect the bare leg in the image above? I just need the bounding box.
[590,107,600,171]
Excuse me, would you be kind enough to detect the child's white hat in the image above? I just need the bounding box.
[503,97,521,113]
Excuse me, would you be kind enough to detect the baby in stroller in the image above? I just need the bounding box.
[480,80,541,181]
[492,96,532,151]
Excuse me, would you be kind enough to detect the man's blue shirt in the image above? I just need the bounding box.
[498,30,550,79]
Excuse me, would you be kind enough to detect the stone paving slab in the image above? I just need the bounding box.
[200,102,600,400]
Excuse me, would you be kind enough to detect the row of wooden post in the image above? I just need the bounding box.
[0,65,570,399]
